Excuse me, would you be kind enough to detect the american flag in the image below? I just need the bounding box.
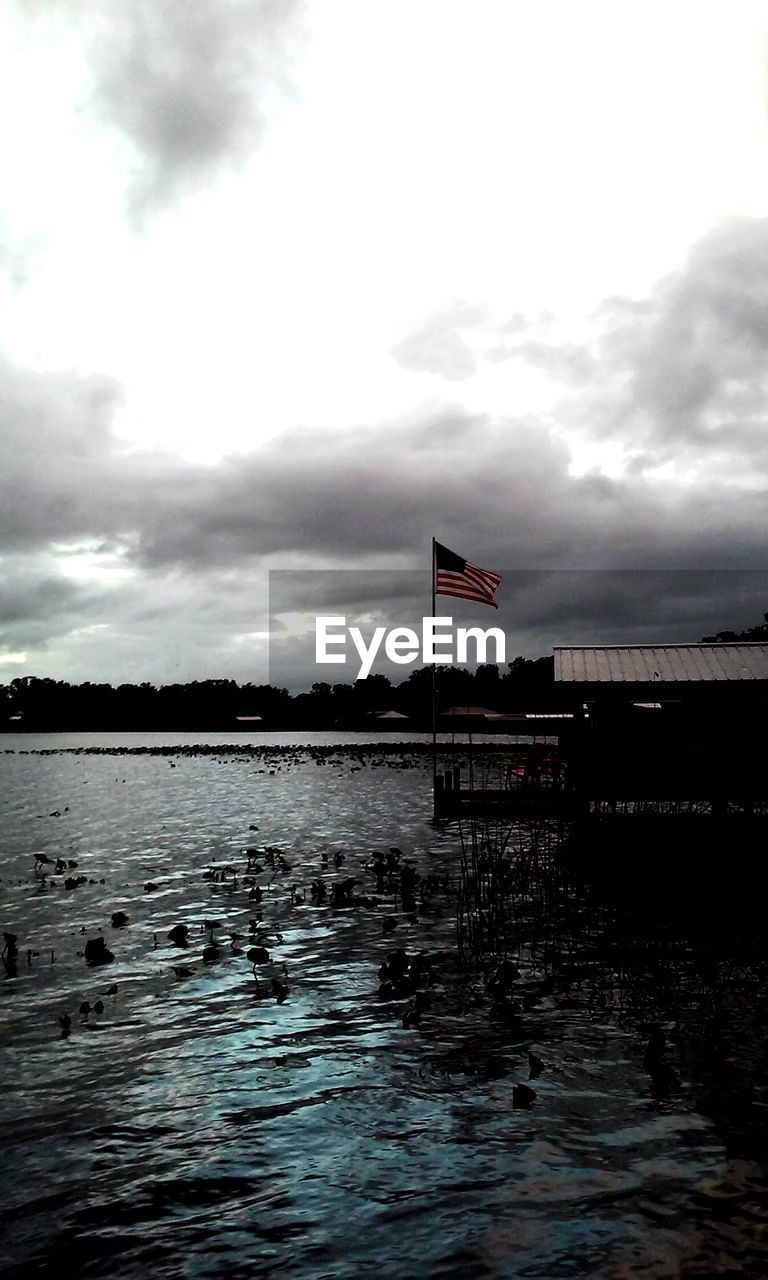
[434,541,501,609]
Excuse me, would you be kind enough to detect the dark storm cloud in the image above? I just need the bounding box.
[2,350,767,579]
[588,217,768,458]
[396,219,768,475]
[5,205,768,683]
[565,218,768,470]
[0,356,167,550]
[268,567,768,636]
[134,412,571,568]
[494,570,768,649]
[28,0,304,217]
[269,570,430,615]
[137,418,768,575]
[0,560,101,651]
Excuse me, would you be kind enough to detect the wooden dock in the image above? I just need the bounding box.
[433,767,768,823]
[433,768,581,819]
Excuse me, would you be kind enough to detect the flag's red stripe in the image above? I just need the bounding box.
[463,567,501,590]
[437,569,496,585]
[465,560,501,583]
[436,570,500,607]
[437,571,499,591]
[438,585,496,602]
[437,587,499,608]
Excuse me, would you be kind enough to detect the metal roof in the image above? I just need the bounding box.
[554,643,768,683]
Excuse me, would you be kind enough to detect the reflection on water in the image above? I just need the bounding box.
[1,733,767,1277]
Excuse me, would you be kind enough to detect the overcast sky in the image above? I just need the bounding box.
[3,0,768,690]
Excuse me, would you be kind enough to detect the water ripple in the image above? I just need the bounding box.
[1,734,766,1277]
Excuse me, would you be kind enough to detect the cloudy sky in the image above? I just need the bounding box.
[3,0,768,689]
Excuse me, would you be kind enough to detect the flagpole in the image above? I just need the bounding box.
[431,536,437,815]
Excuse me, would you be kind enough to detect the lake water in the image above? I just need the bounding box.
[1,733,767,1278]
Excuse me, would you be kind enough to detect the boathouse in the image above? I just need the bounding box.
[554,643,768,812]
[432,642,768,820]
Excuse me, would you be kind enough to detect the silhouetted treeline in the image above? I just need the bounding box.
[702,612,768,643]
[4,612,765,731]
[0,658,561,731]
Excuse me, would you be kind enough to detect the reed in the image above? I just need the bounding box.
[455,752,577,967]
